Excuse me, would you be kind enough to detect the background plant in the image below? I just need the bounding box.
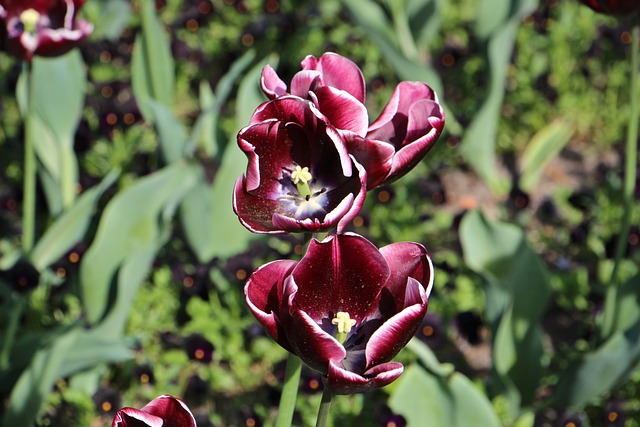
[0,0,639,426]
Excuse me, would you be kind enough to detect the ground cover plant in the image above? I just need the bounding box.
[0,0,639,426]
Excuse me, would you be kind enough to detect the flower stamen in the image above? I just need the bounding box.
[332,311,356,334]
[291,165,313,199]
[20,9,41,33]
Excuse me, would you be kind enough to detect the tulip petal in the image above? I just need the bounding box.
[345,135,395,189]
[291,69,321,98]
[302,53,366,104]
[245,260,298,352]
[233,177,285,234]
[380,242,434,311]
[325,360,404,395]
[112,408,164,427]
[365,290,427,367]
[140,395,197,427]
[314,86,369,137]
[386,100,445,183]
[292,233,390,321]
[261,64,288,99]
[112,395,197,427]
[289,307,347,373]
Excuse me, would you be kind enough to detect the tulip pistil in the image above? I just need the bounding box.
[291,165,313,199]
[332,311,356,343]
[20,9,41,34]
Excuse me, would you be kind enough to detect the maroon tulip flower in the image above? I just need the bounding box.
[245,233,433,394]
[233,96,367,234]
[0,0,93,62]
[261,52,445,189]
[111,395,197,427]
[579,0,640,14]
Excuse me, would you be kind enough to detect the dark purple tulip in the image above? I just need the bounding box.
[579,0,640,14]
[233,96,367,234]
[0,0,93,62]
[111,395,197,427]
[245,233,433,394]
[260,52,445,189]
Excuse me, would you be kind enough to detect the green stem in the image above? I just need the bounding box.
[0,295,26,371]
[21,61,36,254]
[601,22,639,339]
[274,353,302,427]
[315,388,333,427]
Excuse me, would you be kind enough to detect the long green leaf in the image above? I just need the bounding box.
[80,162,201,326]
[460,210,550,411]
[519,120,573,192]
[30,171,118,271]
[2,328,80,426]
[131,0,174,118]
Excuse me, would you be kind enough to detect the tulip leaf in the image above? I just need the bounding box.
[131,0,175,119]
[2,326,132,427]
[519,120,573,193]
[83,0,132,41]
[2,327,80,427]
[145,99,189,163]
[460,0,538,194]
[80,162,201,327]
[212,56,272,255]
[17,51,86,212]
[30,171,118,271]
[553,319,640,408]
[459,210,550,411]
[390,363,500,427]
[599,272,640,346]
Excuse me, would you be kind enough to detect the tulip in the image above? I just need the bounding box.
[0,0,93,61]
[245,233,433,394]
[578,0,640,14]
[111,395,197,427]
[260,52,445,189]
[233,96,367,234]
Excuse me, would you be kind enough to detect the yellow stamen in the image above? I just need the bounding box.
[20,9,41,33]
[332,311,357,334]
[291,165,313,199]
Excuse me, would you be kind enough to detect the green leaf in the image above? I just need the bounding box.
[21,52,86,211]
[519,120,573,192]
[475,0,511,39]
[390,363,500,427]
[459,210,550,409]
[461,0,539,194]
[84,0,132,41]
[80,162,201,326]
[145,100,189,163]
[210,57,271,257]
[57,329,133,378]
[553,320,640,408]
[2,327,80,426]
[131,0,174,118]
[30,171,118,271]
[599,273,640,348]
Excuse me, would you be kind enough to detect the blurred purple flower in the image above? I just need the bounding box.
[111,395,197,427]
[234,96,366,234]
[0,0,93,61]
[245,233,433,394]
[579,0,640,14]
[261,52,445,188]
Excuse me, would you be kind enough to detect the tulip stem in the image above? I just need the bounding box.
[21,61,36,254]
[601,22,640,340]
[315,388,333,427]
[274,353,302,427]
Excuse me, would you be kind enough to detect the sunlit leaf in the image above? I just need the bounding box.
[131,0,174,118]
[30,171,118,271]
[460,210,550,409]
[519,120,573,192]
[80,162,201,326]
